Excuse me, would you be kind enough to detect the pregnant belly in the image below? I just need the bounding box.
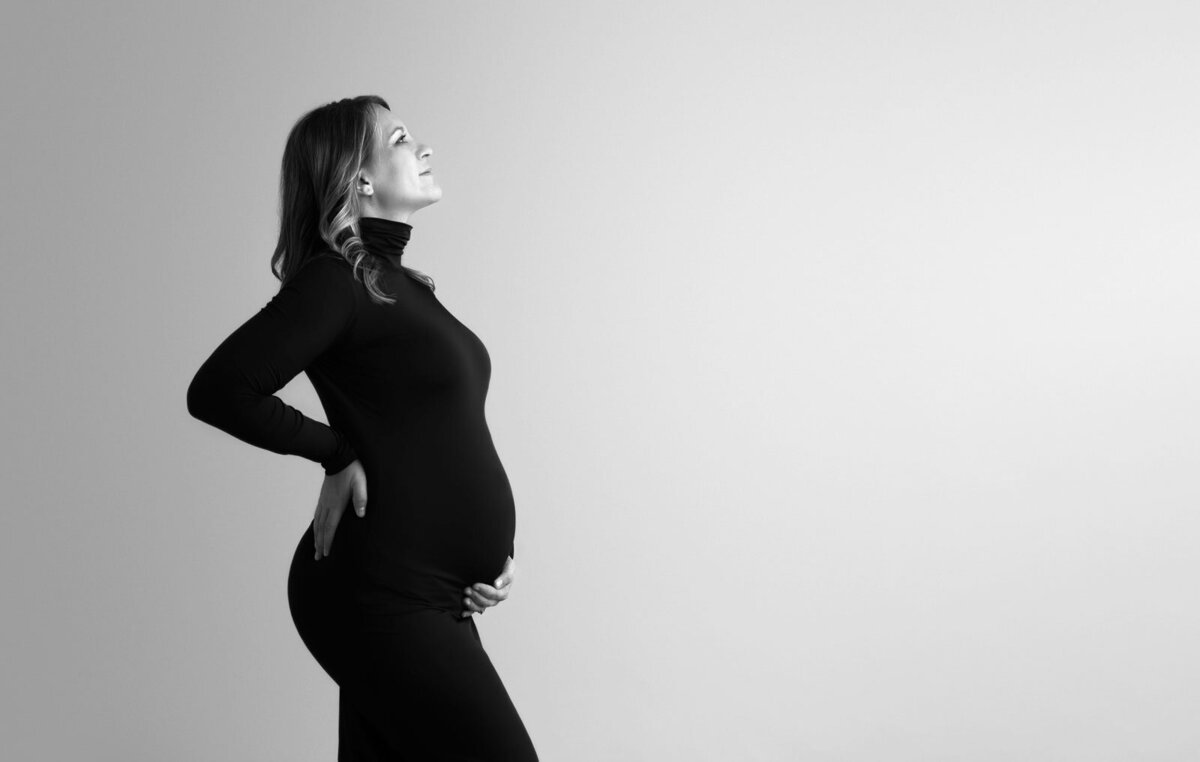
[332,458,515,616]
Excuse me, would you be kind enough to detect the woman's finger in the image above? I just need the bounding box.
[497,555,515,585]
[466,587,496,607]
[352,470,367,517]
[313,509,324,560]
[466,586,493,605]
[469,584,506,605]
[481,582,510,601]
[322,501,346,557]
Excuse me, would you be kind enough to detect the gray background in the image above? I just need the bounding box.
[2,1,1198,760]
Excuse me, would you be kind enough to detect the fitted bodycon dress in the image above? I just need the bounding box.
[186,217,538,761]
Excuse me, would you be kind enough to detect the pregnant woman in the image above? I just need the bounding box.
[186,94,538,761]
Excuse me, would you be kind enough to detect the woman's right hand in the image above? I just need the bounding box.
[314,459,368,560]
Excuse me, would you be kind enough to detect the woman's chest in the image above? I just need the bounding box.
[342,282,492,395]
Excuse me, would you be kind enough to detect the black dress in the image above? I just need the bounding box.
[186,217,538,761]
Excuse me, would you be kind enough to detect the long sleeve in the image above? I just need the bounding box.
[187,255,360,475]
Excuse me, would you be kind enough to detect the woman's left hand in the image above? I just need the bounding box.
[461,555,515,617]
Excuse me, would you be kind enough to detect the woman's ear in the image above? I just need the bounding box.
[357,173,374,197]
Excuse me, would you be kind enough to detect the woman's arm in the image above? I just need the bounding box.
[186,255,360,475]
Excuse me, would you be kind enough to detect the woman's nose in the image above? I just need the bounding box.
[420,144,433,160]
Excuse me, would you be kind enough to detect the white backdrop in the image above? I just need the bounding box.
[2,2,1198,760]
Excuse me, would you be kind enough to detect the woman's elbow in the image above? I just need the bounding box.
[186,366,223,423]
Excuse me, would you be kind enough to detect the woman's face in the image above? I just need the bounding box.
[357,106,441,221]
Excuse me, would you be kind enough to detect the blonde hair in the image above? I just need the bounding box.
[271,95,434,304]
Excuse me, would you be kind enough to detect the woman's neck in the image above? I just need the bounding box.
[358,216,412,267]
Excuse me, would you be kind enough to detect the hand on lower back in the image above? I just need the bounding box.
[314,460,367,560]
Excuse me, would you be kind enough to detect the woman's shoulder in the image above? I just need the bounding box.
[302,250,355,272]
[284,252,363,304]
[291,251,358,283]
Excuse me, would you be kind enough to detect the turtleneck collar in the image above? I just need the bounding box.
[359,216,412,267]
